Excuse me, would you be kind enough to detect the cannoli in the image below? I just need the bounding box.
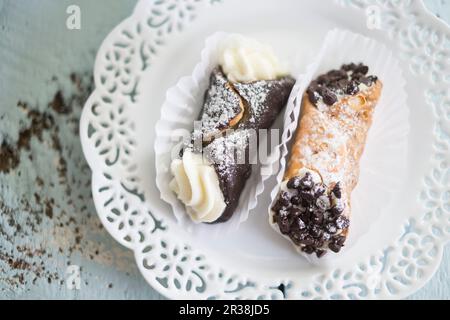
[270,63,382,257]
[170,36,295,224]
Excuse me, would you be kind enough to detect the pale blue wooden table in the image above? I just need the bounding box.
[0,0,448,299]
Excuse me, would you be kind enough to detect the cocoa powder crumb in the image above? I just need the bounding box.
[45,201,53,219]
[49,91,71,114]
[0,71,96,289]
[0,142,19,173]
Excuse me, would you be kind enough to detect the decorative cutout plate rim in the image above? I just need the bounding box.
[80,0,450,299]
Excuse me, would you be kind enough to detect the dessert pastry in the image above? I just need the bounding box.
[170,36,295,224]
[270,63,382,257]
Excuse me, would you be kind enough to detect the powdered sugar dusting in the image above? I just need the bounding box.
[292,82,381,194]
[199,68,242,138]
[204,130,250,179]
[234,81,270,123]
[234,77,293,126]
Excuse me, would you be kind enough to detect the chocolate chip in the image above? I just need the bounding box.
[280,191,291,201]
[291,196,302,206]
[272,198,288,213]
[290,230,306,245]
[328,242,342,253]
[331,183,342,199]
[329,204,344,216]
[326,212,338,223]
[271,202,281,212]
[337,78,349,87]
[288,207,302,217]
[274,193,293,210]
[300,212,311,224]
[316,195,331,211]
[300,190,315,204]
[307,89,320,104]
[312,211,324,225]
[322,232,331,241]
[362,75,377,86]
[317,75,329,85]
[359,77,370,86]
[326,223,337,234]
[300,235,315,246]
[354,64,369,75]
[342,63,357,71]
[293,217,306,230]
[309,80,319,89]
[334,79,348,94]
[305,206,315,215]
[321,89,337,106]
[287,176,299,189]
[278,208,289,217]
[278,215,290,234]
[299,173,313,190]
[316,249,326,258]
[334,235,346,246]
[313,183,326,197]
[310,225,323,238]
[345,80,360,95]
[351,73,363,83]
[335,216,349,229]
[313,238,324,248]
[301,200,310,209]
[327,69,347,81]
[328,83,340,93]
[302,246,315,254]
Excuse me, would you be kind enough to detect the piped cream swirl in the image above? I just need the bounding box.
[219,35,287,83]
[170,150,226,223]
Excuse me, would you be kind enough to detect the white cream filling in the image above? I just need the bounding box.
[170,150,226,223]
[219,35,287,83]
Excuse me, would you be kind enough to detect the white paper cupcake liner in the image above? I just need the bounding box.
[155,32,311,236]
[268,29,410,263]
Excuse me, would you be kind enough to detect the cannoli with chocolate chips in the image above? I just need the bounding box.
[270,63,382,257]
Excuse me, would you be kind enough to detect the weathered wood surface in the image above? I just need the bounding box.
[0,0,448,299]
